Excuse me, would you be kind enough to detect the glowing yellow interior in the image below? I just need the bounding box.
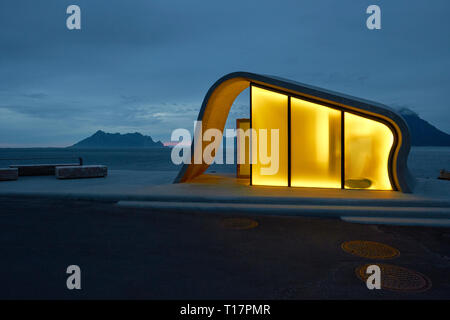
[251,86,288,186]
[248,86,394,190]
[291,97,341,188]
[236,119,250,177]
[344,112,394,190]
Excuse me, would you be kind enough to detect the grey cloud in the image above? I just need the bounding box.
[0,0,449,145]
[21,93,48,99]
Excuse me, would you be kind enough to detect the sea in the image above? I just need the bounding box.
[0,147,449,179]
[0,147,236,174]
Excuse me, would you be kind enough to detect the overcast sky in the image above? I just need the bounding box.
[0,0,449,147]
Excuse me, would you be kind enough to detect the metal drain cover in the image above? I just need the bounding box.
[221,218,258,230]
[341,240,400,259]
[356,263,432,292]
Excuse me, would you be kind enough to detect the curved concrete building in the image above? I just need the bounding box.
[175,72,414,193]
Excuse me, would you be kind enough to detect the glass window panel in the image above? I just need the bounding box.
[344,112,394,190]
[290,97,341,188]
[251,86,288,186]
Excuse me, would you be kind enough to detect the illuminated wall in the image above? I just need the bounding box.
[248,85,395,191]
[251,86,288,186]
[291,97,341,188]
[344,113,394,190]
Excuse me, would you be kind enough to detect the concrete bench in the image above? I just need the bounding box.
[56,165,107,179]
[9,163,80,176]
[0,168,18,181]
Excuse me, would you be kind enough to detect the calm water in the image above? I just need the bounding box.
[408,146,450,179]
[0,148,181,172]
[0,147,448,178]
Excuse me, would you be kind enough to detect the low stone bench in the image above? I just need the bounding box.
[9,163,80,176]
[0,168,18,181]
[56,165,107,179]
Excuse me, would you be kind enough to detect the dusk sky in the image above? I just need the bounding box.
[0,0,449,147]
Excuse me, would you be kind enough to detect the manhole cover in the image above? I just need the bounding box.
[341,240,400,259]
[356,263,432,292]
[221,218,258,230]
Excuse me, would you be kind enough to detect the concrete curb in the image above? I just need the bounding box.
[1,190,450,208]
[116,200,450,220]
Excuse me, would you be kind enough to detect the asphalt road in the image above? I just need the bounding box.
[1,196,449,299]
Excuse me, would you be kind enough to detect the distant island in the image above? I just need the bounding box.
[69,130,164,148]
[399,108,450,146]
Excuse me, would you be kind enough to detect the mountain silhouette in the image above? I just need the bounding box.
[70,130,164,148]
[399,108,450,146]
